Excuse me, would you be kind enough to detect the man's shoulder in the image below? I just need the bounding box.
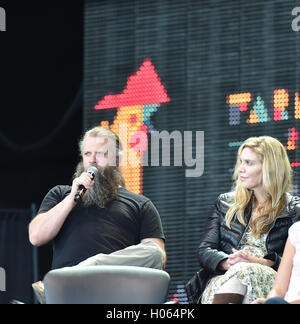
[41,185,71,204]
[117,187,150,205]
[114,188,160,219]
[49,185,72,197]
[37,185,71,215]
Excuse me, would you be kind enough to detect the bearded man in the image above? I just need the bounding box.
[29,126,166,303]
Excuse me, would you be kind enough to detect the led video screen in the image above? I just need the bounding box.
[84,0,300,302]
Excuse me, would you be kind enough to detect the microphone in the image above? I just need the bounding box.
[74,166,98,203]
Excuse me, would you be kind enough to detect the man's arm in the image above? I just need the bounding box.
[29,194,76,246]
[29,171,94,246]
[139,199,166,268]
[141,238,167,268]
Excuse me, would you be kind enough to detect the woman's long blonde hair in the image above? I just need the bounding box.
[225,136,293,236]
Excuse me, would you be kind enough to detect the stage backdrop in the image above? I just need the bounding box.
[84,0,300,302]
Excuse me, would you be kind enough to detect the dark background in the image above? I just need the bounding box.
[0,1,83,303]
[1,0,300,304]
[0,1,83,209]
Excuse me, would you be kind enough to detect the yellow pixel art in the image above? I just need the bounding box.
[94,59,170,194]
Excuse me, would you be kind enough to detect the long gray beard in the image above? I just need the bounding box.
[73,162,125,208]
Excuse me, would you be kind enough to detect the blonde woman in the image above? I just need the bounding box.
[197,136,300,304]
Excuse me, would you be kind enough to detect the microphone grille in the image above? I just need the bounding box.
[86,166,98,177]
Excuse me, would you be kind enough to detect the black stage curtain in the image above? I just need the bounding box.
[0,209,33,304]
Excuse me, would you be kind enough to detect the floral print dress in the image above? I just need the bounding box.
[201,226,277,304]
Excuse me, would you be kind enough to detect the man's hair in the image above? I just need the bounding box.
[79,126,123,159]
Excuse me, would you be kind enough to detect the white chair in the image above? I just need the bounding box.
[43,265,170,304]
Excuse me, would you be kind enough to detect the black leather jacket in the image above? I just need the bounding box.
[197,192,300,294]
